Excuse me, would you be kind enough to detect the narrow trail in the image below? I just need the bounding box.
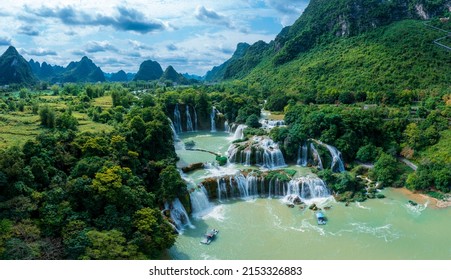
[423,22,451,51]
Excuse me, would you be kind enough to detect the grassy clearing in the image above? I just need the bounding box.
[0,112,43,149]
[93,95,113,109]
[0,106,114,149]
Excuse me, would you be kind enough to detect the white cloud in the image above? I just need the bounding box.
[0,0,310,75]
[194,6,233,28]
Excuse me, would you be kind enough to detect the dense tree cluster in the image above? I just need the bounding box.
[0,84,188,260]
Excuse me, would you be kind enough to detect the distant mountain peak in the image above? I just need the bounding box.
[110,70,128,82]
[160,65,189,85]
[5,46,19,55]
[133,60,163,81]
[0,45,37,85]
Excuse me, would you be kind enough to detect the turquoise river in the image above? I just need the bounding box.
[168,131,451,260]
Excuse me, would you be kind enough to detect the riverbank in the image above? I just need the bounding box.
[391,187,451,209]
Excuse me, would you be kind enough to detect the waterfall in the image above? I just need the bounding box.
[227,136,286,169]
[193,107,198,131]
[261,119,285,129]
[232,124,247,140]
[268,178,286,198]
[224,121,229,133]
[232,173,258,199]
[173,104,182,133]
[206,172,330,203]
[296,143,308,166]
[190,185,212,214]
[244,149,251,166]
[310,140,345,172]
[168,117,179,142]
[310,143,323,170]
[210,107,217,132]
[165,198,193,232]
[323,144,345,172]
[234,174,249,198]
[185,105,194,132]
[217,177,228,201]
[286,176,330,200]
[260,138,286,169]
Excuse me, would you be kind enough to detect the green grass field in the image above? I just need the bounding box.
[93,95,113,109]
[0,111,43,149]
[0,94,114,149]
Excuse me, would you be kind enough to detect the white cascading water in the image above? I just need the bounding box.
[261,119,285,129]
[285,176,330,200]
[232,173,259,199]
[210,107,217,132]
[168,117,179,142]
[244,149,251,166]
[193,107,198,131]
[227,137,286,169]
[268,177,287,198]
[224,121,229,132]
[185,105,194,132]
[260,138,286,169]
[173,104,182,133]
[217,177,228,201]
[308,140,346,172]
[165,198,193,232]
[296,143,308,166]
[232,124,247,140]
[316,141,345,172]
[310,143,323,170]
[190,185,212,215]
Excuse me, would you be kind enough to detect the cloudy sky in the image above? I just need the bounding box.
[0,0,309,75]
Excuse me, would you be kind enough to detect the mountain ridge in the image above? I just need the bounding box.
[205,0,451,82]
[0,46,37,85]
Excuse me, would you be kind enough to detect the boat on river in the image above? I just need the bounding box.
[316,212,327,225]
[200,229,219,245]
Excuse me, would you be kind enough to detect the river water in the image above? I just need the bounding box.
[169,132,451,260]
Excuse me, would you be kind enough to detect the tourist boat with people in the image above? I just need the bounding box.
[316,212,327,225]
[200,229,219,245]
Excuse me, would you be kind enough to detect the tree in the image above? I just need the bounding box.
[132,207,176,258]
[157,165,186,202]
[39,106,56,128]
[371,153,398,187]
[356,144,381,162]
[265,93,288,111]
[55,112,79,131]
[81,230,142,260]
[245,114,261,128]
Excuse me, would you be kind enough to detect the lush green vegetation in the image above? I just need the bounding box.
[0,83,190,259]
[247,20,451,99]
[1,0,450,260]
